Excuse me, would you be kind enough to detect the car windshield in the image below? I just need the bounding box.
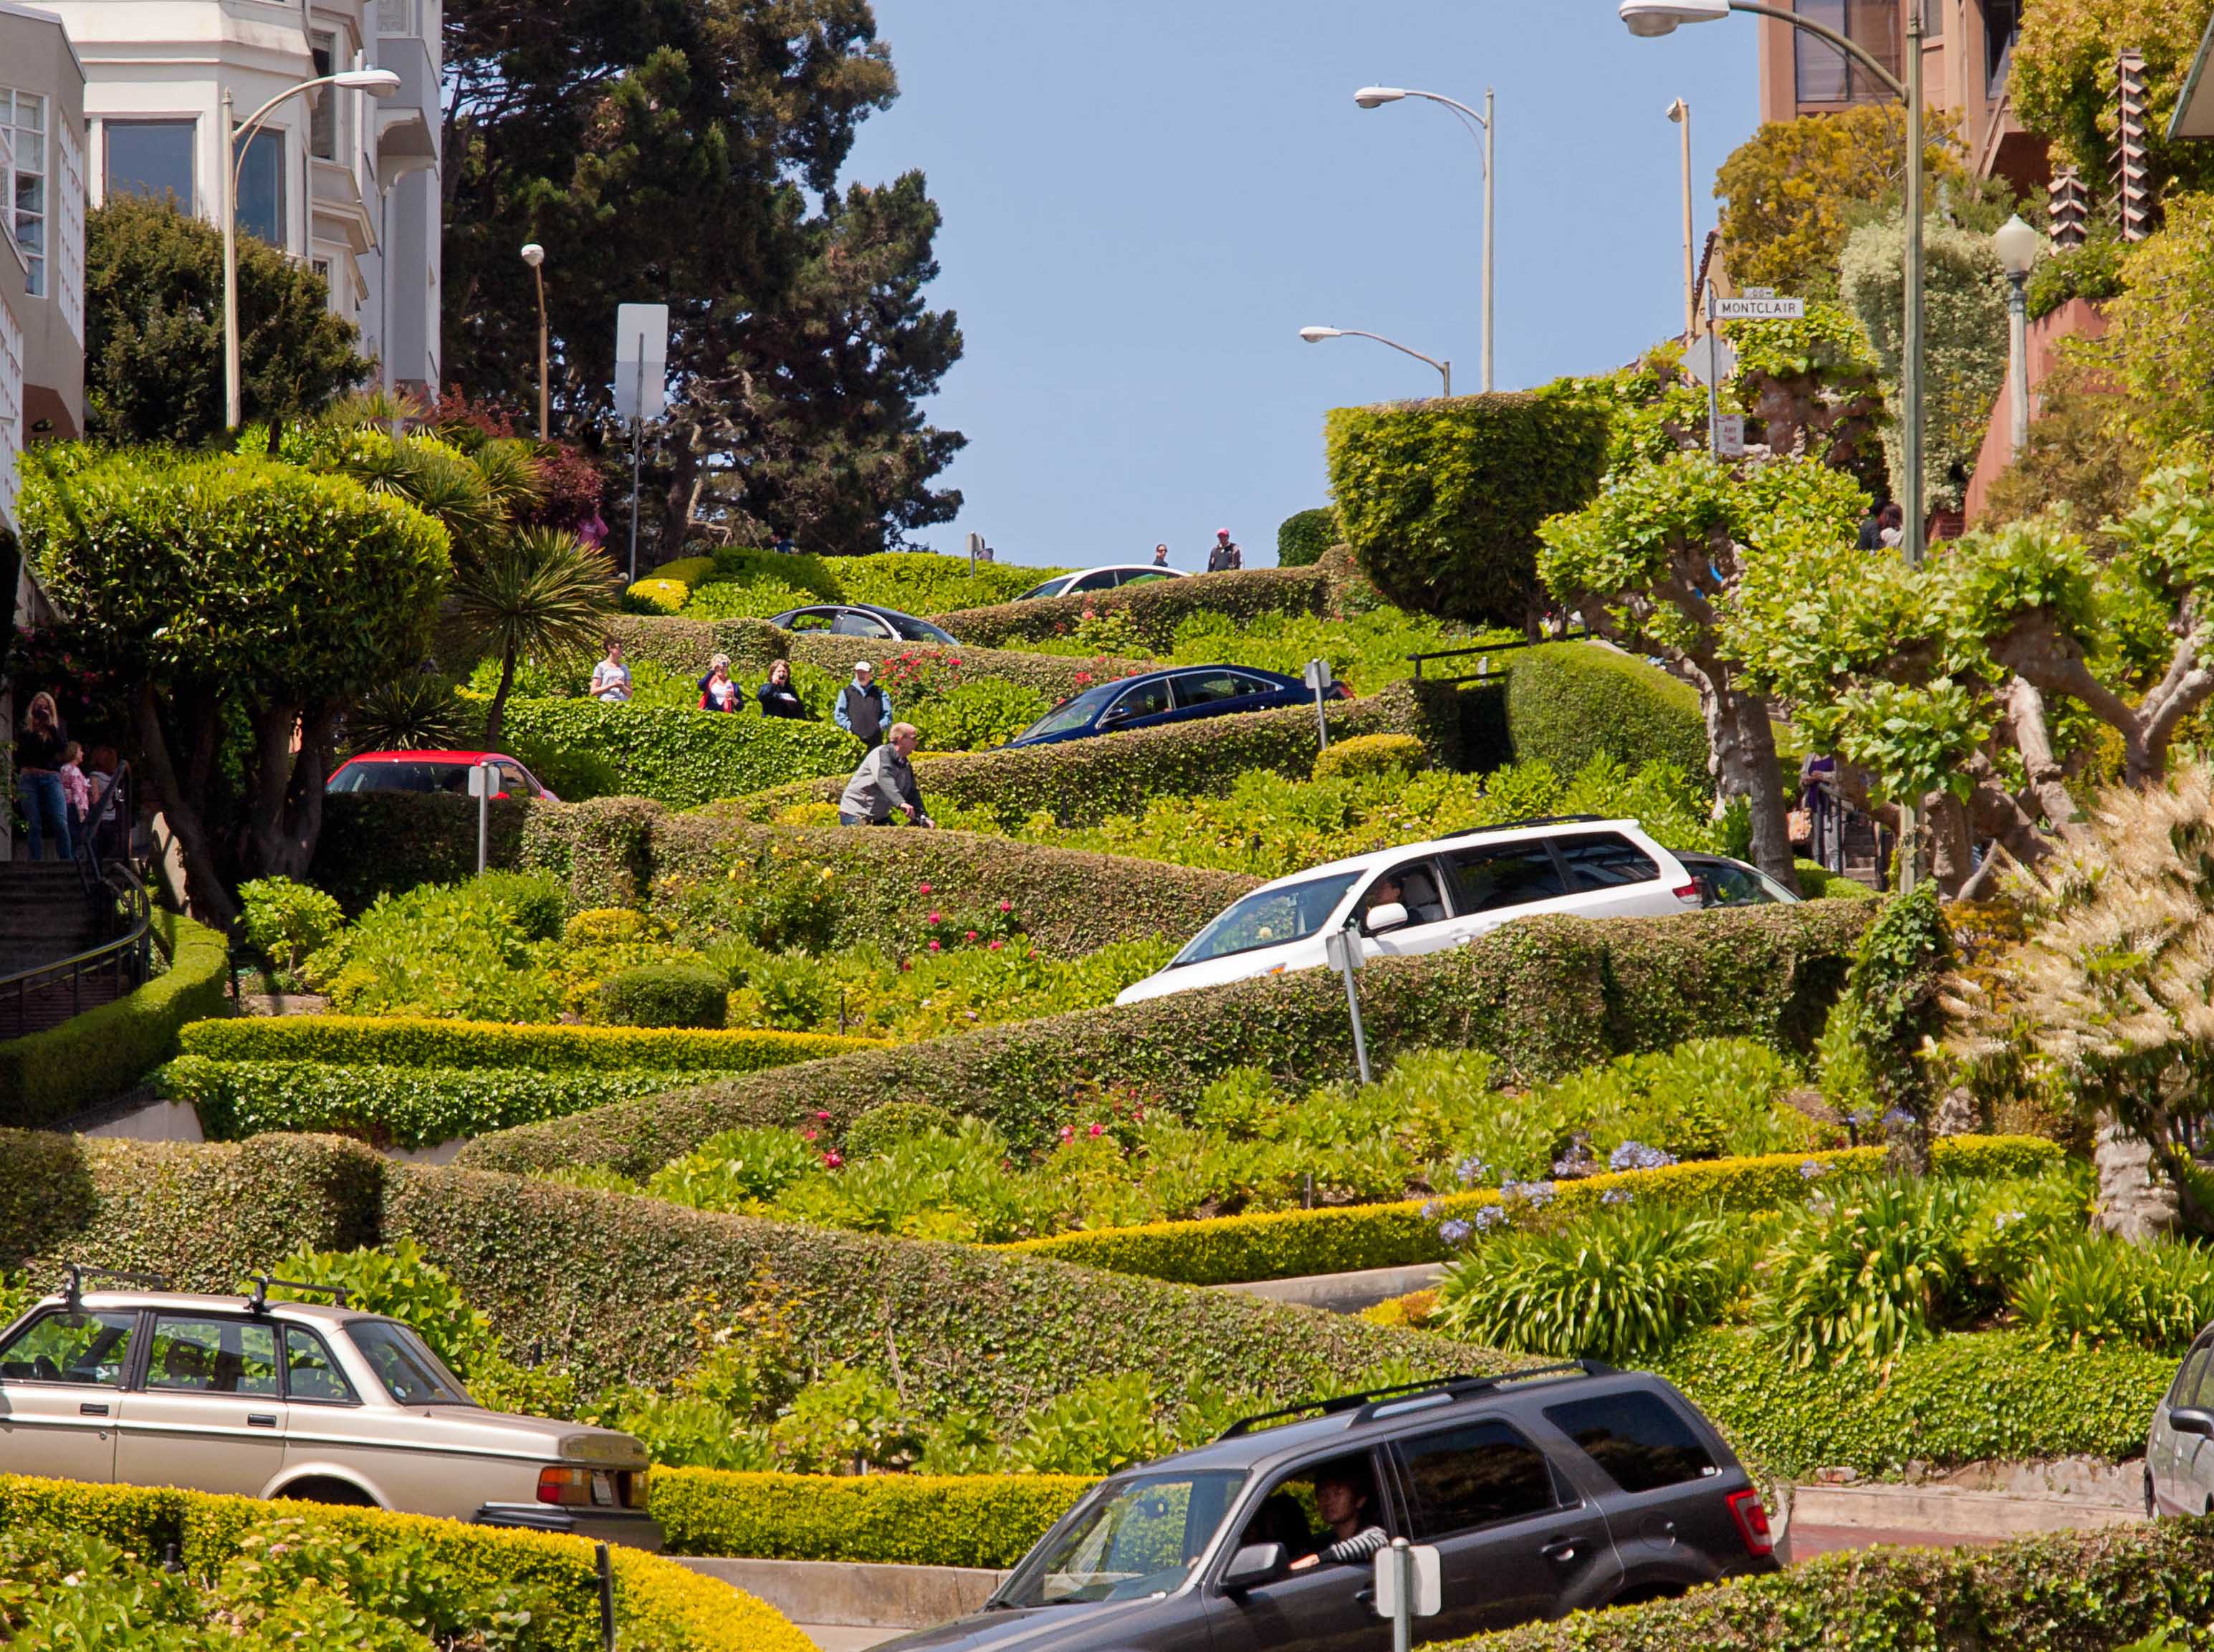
[1172,872,1363,967]
[1017,579,1066,600]
[327,762,473,794]
[1017,681,1122,741]
[346,1320,474,1406]
[893,613,961,644]
[999,1471,1245,1608]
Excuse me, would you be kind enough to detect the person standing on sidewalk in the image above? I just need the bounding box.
[833,661,891,750]
[14,692,71,861]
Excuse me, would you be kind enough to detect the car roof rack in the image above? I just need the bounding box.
[244,1277,351,1314]
[1216,1361,1611,1441]
[1439,815,1610,840]
[59,1265,171,1310]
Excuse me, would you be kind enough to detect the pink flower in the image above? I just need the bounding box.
[1060,1125,1075,1143]
[1088,1123,1104,1138]
[802,1128,818,1142]
[964,930,978,942]
[999,900,1012,913]
[919,882,933,895]
[900,958,914,971]
[928,939,941,952]
[814,1110,832,1121]
[989,940,1003,951]
[928,911,942,925]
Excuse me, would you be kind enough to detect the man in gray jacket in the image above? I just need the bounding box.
[839,723,933,827]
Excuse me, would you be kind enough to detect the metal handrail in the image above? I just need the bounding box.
[72,763,132,890]
[2,762,152,1040]
[1407,629,1586,684]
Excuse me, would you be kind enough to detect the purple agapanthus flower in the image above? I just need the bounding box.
[1438,1219,1472,1244]
[1600,1187,1634,1206]
[1799,1160,1828,1180]
[1608,1140,1678,1173]
[1454,1156,1488,1187]
[1473,1204,1508,1232]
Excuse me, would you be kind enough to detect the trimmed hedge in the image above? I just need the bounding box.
[1458,1519,2211,1652]
[497,698,860,808]
[0,1473,810,1652]
[1505,642,1711,787]
[597,613,788,678]
[1794,859,1879,901]
[0,911,230,1128]
[782,634,1143,703]
[653,1469,1089,1567]
[1312,731,1428,781]
[178,1015,878,1072]
[932,566,1332,650]
[734,680,1454,828]
[1000,1136,2061,1286]
[309,795,1258,952]
[456,902,1871,1177]
[1326,391,1612,629]
[686,547,1058,618]
[0,1130,1487,1423]
[1277,507,1341,568]
[157,1056,718,1148]
[600,964,729,1029]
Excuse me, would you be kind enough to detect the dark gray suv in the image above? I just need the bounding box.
[885,1364,1780,1652]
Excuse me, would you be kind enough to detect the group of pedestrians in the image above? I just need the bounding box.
[12,691,110,863]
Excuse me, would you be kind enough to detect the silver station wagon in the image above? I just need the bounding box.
[0,1271,660,1550]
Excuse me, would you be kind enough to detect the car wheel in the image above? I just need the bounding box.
[277,1477,378,1509]
[2144,1470,2157,1519]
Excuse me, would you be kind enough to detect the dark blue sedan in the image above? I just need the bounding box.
[1005,664,1346,747]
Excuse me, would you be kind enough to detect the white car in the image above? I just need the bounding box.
[1017,565,1189,600]
[1116,817,1705,1006]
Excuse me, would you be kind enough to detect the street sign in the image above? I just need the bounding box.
[1684,331,1736,386]
[1303,658,1334,692]
[613,303,669,422]
[1717,414,1748,457]
[1373,1545,1442,1620]
[466,763,501,799]
[1740,286,1776,299]
[1714,295,1806,320]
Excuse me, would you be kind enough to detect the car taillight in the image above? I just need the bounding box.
[537,1466,594,1507]
[1673,881,1704,904]
[1725,1487,1773,1557]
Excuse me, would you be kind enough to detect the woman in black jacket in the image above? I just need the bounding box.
[757,659,810,719]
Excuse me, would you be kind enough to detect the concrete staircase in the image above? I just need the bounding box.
[0,862,127,1036]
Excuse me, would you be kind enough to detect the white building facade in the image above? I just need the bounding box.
[38,0,441,400]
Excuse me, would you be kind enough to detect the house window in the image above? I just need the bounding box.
[1,90,49,295]
[235,128,284,246]
[1984,0,2021,99]
[1793,0,1902,105]
[105,119,196,211]
[310,36,338,160]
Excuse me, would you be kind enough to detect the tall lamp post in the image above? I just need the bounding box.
[224,67,401,429]
[1993,213,2041,458]
[1667,98,1695,340]
[1298,325,1451,396]
[520,241,550,439]
[1620,0,1926,569]
[1353,85,1494,393]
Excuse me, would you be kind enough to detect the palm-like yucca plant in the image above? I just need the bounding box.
[1948,766,2214,1234]
[450,527,615,746]
[347,675,470,754]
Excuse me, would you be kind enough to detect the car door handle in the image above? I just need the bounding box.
[246,1413,278,1428]
[1539,1538,1581,1563]
[78,1402,109,1417]
[1353,1589,1375,1606]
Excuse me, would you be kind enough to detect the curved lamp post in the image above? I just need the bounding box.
[1299,325,1451,397]
[1619,0,1926,569]
[224,67,401,429]
[520,241,549,438]
[1353,85,1495,393]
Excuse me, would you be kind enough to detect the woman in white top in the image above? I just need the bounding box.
[590,640,633,703]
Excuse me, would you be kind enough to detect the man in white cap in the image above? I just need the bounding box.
[1207,529,1243,572]
[833,659,891,751]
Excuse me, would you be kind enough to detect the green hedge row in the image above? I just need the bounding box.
[178,1015,877,1072]
[0,1472,810,1652]
[734,679,1455,828]
[782,634,1143,702]
[308,793,1258,949]
[157,1056,717,1149]
[653,1469,1090,1567]
[497,697,861,809]
[931,565,1332,650]
[0,912,231,1129]
[1001,1136,2061,1285]
[0,1131,1480,1423]
[1458,1500,2209,1652]
[1505,642,1710,787]
[456,901,1871,1178]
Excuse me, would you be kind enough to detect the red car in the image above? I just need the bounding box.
[325,751,559,802]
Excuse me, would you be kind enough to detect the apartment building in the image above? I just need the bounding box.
[0,3,87,533]
[37,0,441,400]
[1755,0,2046,193]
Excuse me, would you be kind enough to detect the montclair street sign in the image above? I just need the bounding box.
[1713,290,1806,320]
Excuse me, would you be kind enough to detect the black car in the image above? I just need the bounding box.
[767,603,962,646]
[1007,665,1341,748]
[881,1365,1779,1652]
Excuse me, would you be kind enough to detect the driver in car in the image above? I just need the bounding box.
[1288,1471,1387,1570]
[1364,878,1405,930]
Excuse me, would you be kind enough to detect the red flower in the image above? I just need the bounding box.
[802,1128,819,1142]
[900,958,914,971]
[1060,1125,1075,1143]
[988,940,1003,951]
[815,1110,832,1121]
[928,911,941,924]
[919,882,934,895]
[999,900,1012,913]
[964,930,978,942]
[1088,1123,1104,1138]
[824,1151,844,1168]
[928,939,941,952]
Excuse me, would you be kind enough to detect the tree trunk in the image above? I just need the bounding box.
[130,681,239,930]
[1726,692,1796,884]
[1926,792,1975,897]
[2003,676,2091,846]
[485,647,518,749]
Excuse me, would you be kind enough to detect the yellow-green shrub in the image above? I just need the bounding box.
[178,1014,880,1072]
[1313,732,1429,781]
[652,1469,1091,1567]
[656,556,718,587]
[997,1135,2064,1285]
[626,578,691,615]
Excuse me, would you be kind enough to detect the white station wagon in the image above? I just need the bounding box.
[1116,817,1705,1006]
[0,1272,661,1550]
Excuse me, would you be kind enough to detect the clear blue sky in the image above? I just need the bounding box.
[840,1,1761,570]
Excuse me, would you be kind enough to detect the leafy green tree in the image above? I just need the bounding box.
[452,527,618,746]
[22,448,449,924]
[1713,106,1965,300]
[84,195,370,446]
[2012,0,2214,203]
[2094,193,2214,448]
[1723,302,1887,496]
[1981,380,2150,544]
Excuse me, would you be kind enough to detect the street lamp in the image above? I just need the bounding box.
[520,241,549,440]
[1993,213,2041,459]
[1619,0,1928,569]
[1299,325,1451,397]
[1353,85,1495,393]
[224,67,401,430]
[1667,99,1695,342]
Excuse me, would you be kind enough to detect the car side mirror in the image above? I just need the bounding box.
[1222,1542,1285,1592]
[1099,706,1132,727]
[1365,901,1409,933]
[2173,1407,2214,1438]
